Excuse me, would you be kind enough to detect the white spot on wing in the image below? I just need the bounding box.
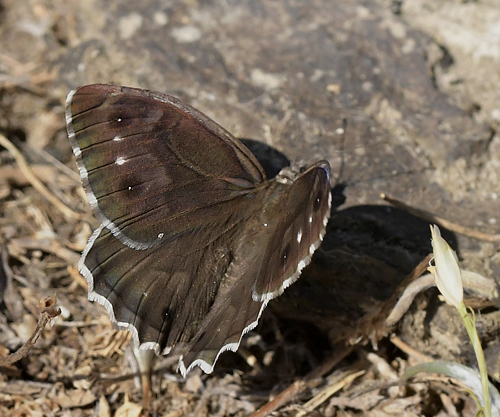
[252,179,333,305]
[113,135,122,141]
[116,156,126,165]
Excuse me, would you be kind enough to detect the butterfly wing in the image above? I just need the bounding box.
[81,163,331,376]
[82,222,267,375]
[81,217,254,358]
[253,161,332,300]
[66,84,332,375]
[177,162,332,374]
[66,84,266,249]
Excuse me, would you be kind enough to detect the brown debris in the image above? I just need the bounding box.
[0,295,60,367]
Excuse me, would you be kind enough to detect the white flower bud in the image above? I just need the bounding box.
[429,224,464,308]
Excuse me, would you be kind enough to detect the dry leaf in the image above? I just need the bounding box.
[114,394,142,417]
[52,388,97,408]
[99,395,111,417]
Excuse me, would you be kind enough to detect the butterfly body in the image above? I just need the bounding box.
[66,84,331,375]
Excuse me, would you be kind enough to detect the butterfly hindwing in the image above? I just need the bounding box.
[82,200,267,374]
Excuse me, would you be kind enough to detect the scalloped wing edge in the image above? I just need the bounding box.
[80,222,270,378]
[177,299,268,377]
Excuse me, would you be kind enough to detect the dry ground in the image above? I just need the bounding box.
[0,0,499,416]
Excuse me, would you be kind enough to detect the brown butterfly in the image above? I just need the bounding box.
[66,84,331,375]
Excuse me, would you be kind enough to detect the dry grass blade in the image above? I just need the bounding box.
[390,335,434,363]
[0,133,82,221]
[295,370,365,417]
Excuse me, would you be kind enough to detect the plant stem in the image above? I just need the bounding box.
[457,303,491,417]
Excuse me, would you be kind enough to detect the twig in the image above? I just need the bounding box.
[381,193,500,242]
[295,370,365,417]
[386,269,500,327]
[390,335,434,363]
[250,380,305,417]
[250,345,353,417]
[8,238,80,265]
[0,295,61,366]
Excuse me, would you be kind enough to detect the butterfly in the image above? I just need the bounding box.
[66,84,332,376]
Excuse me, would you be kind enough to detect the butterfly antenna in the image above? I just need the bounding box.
[329,119,348,210]
[336,118,347,184]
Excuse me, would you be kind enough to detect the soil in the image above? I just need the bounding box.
[0,0,499,416]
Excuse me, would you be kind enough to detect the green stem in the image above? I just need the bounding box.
[457,303,491,417]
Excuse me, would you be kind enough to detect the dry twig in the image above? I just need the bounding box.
[250,346,354,417]
[381,193,500,242]
[0,295,61,367]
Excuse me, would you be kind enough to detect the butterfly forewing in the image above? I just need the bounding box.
[67,84,266,248]
[66,84,332,376]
